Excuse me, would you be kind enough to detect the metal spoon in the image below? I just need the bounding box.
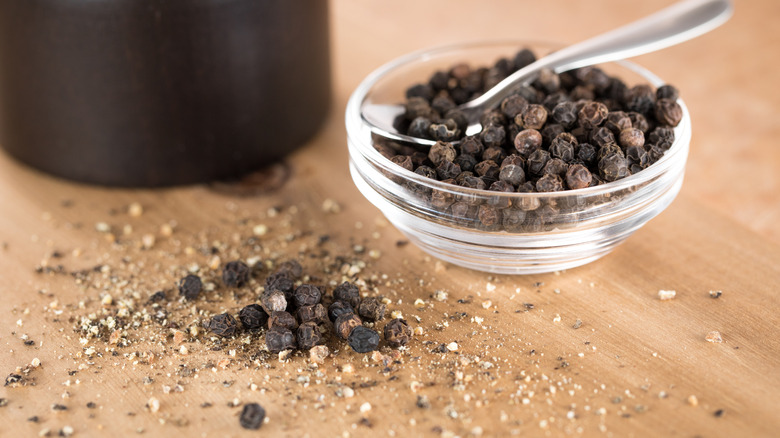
[362,0,732,146]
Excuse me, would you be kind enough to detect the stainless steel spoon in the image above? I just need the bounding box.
[362,0,732,146]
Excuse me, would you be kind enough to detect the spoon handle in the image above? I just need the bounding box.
[467,0,733,111]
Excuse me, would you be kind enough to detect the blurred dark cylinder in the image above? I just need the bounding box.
[0,0,331,186]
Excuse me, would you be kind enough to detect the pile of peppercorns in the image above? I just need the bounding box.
[378,48,682,195]
[180,260,412,355]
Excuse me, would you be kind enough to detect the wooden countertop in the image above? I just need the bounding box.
[1,1,778,437]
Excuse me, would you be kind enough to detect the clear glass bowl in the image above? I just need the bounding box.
[345,41,690,274]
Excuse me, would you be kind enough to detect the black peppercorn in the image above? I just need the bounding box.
[514,129,542,157]
[578,101,609,130]
[296,322,322,350]
[333,281,361,309]
[605,111,632,134]
[178,275,202,301]
[358,296,387,322]
[335,313,363,340]
[619,128,645,148]
[551,101,578,129]
[208,313,239,337]
[598,153,629,182]
[265,326,296,353]
[500,95,529,119]
[239,403,266,430]
[654,98,683,127]
[536,174,564,192]
[542,158,569,177]
[407,117,433,139]
[454,154,477,173]
[436,160,461,180]
[428,141,457,166]
[527,149,551,176]
[656,84,679,101]
[296,303,327,325]
[513,48,536,70]
[498,164,525,186]
[328,301,354,323]
[429,119,461,141]
[405,96,436,120]
[431,95,456,115]
[478,204,502,227]
[575,143,597,166]
[459,136,485,157]
[384,318,412,348]
[479,124,506,149]
[268,311,298,331]
[293,284,321,308]
[222,260,250,288]
[502,207,526,230]
[481,146,506,164]
[238,304,268,331]
[519,104,548,130]
[274,260,303,280]
[406,83,434,101]
[590,127,616,148]
[565,164,593,190]
[414,165,437,180]
[474,160,500,180]
[260,289,287,314]
[549,133,577,162]
[390,155,414,172]
[533,68,560,94]
[347,326,380,353]
[265,272,294,297]
[625,84,656,115]
[648,127,676,150]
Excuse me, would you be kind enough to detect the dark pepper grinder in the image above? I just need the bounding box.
[0,0,331,186]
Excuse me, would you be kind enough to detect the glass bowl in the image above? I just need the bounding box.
[345,41,690,274]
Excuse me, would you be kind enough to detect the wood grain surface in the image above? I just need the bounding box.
[1,1,779,437]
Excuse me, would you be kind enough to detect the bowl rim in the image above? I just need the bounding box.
[346,39,690,200]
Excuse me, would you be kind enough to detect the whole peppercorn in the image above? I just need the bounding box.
[265,272,294,296]
[333,282,361,309]
[406,83,434,101]
[268,311,298,331]
[542,158,569,177]
[454,154,477,173]
[533,68,560,94]
[627,112,650,133]
[260,289,287,314]
[514,129,542,157]
[479,124,506,149]
[404,96,436,120]
[238,304,268,330]
[625,145,649,168]
[513,48,536,70]
[459,136,485,157]
[605,111,632,134]
[335,313,363,340]
[429,70,449,90]
[222,260,250,288]
[428,141,457,167]
[482,146,506,164]
[390,155,414,172]
[478,204,502,227]
[519,104,548,130]
[598,153,629,182]
[445,109,469,132]
[619,128,645,148]
[239,403,266,430]
[654,98,683,127]
[429,119,461,141]
[536,174,564,192]
[451,202,478,221]
[656,84,679,101]
[569,85,595,101]
[347,326,381,353]
[565,164,593,190]
[296,322,322,350]
[436,160,461,180]
[527,149,551,176]
[515,84,542,104]
[328,301,354,323]
[384,318,412,348]
[605,76,629,102]
[551,101,578,129]
[265,326,296,353]
[474,160,500,180]
[178,275,202,300]
[275,260,303,280]
[578,101,609,129]
[480,110,507,128]
[498,164,525,186]
[407,117,433,139]
[458,174,487,191]
[500,95,529,119]
[293,284,322,308]
[625,84,656,114]
[576,66,611,93]
[296,304,328,325]
[358,296,387,322]
[576,143,598,166]
[431,95,456,115]
[488,180,514,209]
[549,133,577,162]
[208,313,239,337]
[414,165,437,180]
[502,207,526,230]
[648,127,676,150]
[589,127,616,148]
[542,91,568,112]
[540,123,566,146]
